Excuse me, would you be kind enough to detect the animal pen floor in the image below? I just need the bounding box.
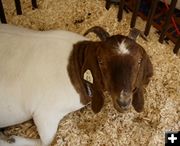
[1,0,180,146]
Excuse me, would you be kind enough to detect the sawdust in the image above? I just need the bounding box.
[1,0,180,146]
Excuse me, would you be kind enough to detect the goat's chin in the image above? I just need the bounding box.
[113,102,130,113]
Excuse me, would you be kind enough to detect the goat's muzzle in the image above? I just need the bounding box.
[114,90,132,112]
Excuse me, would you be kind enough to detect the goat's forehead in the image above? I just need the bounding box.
[99,38,142,60]
[117,39,130,55]
[115,38,142,56]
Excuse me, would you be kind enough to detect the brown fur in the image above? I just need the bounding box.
[67,31,153,113]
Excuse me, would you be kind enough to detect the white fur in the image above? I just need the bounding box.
[117,40,129,55]
[0,135,41,146]
[0,24,88,146]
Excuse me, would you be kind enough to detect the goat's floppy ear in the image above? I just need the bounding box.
[85,82,104,113]
[142,52,153,85]
[132,87,144,112]
[132,47,153,112]
[81,43,105,113]
[68,41,92,105]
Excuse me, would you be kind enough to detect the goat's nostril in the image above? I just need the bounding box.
[116,98,131,107]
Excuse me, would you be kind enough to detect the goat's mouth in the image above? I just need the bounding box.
[113,97,132,112]
[114,103,131,112]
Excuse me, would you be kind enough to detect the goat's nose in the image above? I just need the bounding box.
[116,98,131,107]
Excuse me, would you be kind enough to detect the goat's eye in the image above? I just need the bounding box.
[133,87,137,93]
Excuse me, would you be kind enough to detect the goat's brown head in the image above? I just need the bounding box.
[68,27,153,113]
[97,36,153,112]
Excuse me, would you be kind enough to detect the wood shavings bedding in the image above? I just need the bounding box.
[1,0,180,145]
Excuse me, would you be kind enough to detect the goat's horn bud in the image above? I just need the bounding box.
[128,28,148,41]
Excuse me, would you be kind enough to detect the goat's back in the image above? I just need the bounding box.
[0,24,86,127]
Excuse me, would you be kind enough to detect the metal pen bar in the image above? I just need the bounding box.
[105,0,111,10]
[118,0,125,22]
[130,0,142,28]
[159,0,177,43]
[31,0,38,9]
[144,0,159,36]
[173,36,180,54]
[14,0,22,15]
[0,0,6,23]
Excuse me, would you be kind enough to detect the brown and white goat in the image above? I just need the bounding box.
[0,24,152,146]
[68,26,153,113]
